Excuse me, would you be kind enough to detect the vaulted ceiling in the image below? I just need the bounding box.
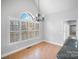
[34,0,77,15]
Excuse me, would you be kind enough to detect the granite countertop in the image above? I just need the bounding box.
[57,39,78,59]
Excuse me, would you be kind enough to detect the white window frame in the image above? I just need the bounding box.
[8,12,41,45]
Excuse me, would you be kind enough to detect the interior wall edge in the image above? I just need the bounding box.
[1,39,63,58]
[43,40,63,46]
[1,40,42,58]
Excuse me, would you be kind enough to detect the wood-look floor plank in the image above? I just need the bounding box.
[2,42,61,59]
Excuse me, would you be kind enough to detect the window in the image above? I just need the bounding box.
[9,12,40,44]
[10,20,20,43]
[69,25,76,36]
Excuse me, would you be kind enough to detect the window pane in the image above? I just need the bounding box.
[21,22,28,31]
[28,31,32,38]
[10,32,19,43]
[22,31,28,40]
[34,31,39,37]
[36,23,39,30]
[10,20,20,31]
[28,22,33,30]
[70,25,76,36]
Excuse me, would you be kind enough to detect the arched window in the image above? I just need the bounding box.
[9,12,40,44]
[20,12,33,21]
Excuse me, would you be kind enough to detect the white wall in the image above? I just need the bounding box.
[39,0,77,15]
[1,0,43,57]
[44,9,78,45]
[1,0,78,57]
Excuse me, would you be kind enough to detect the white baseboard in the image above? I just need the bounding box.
[43,40,63,46]
[1,40,42,58]
[2,40,63,58]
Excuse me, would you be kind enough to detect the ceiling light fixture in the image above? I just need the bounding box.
[35,0,44,22]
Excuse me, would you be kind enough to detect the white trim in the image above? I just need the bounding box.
[9,19,41,45]
[9,37,40,45]
[1,40,42,58]
[43,40,63,46]
[2,40,63,58]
